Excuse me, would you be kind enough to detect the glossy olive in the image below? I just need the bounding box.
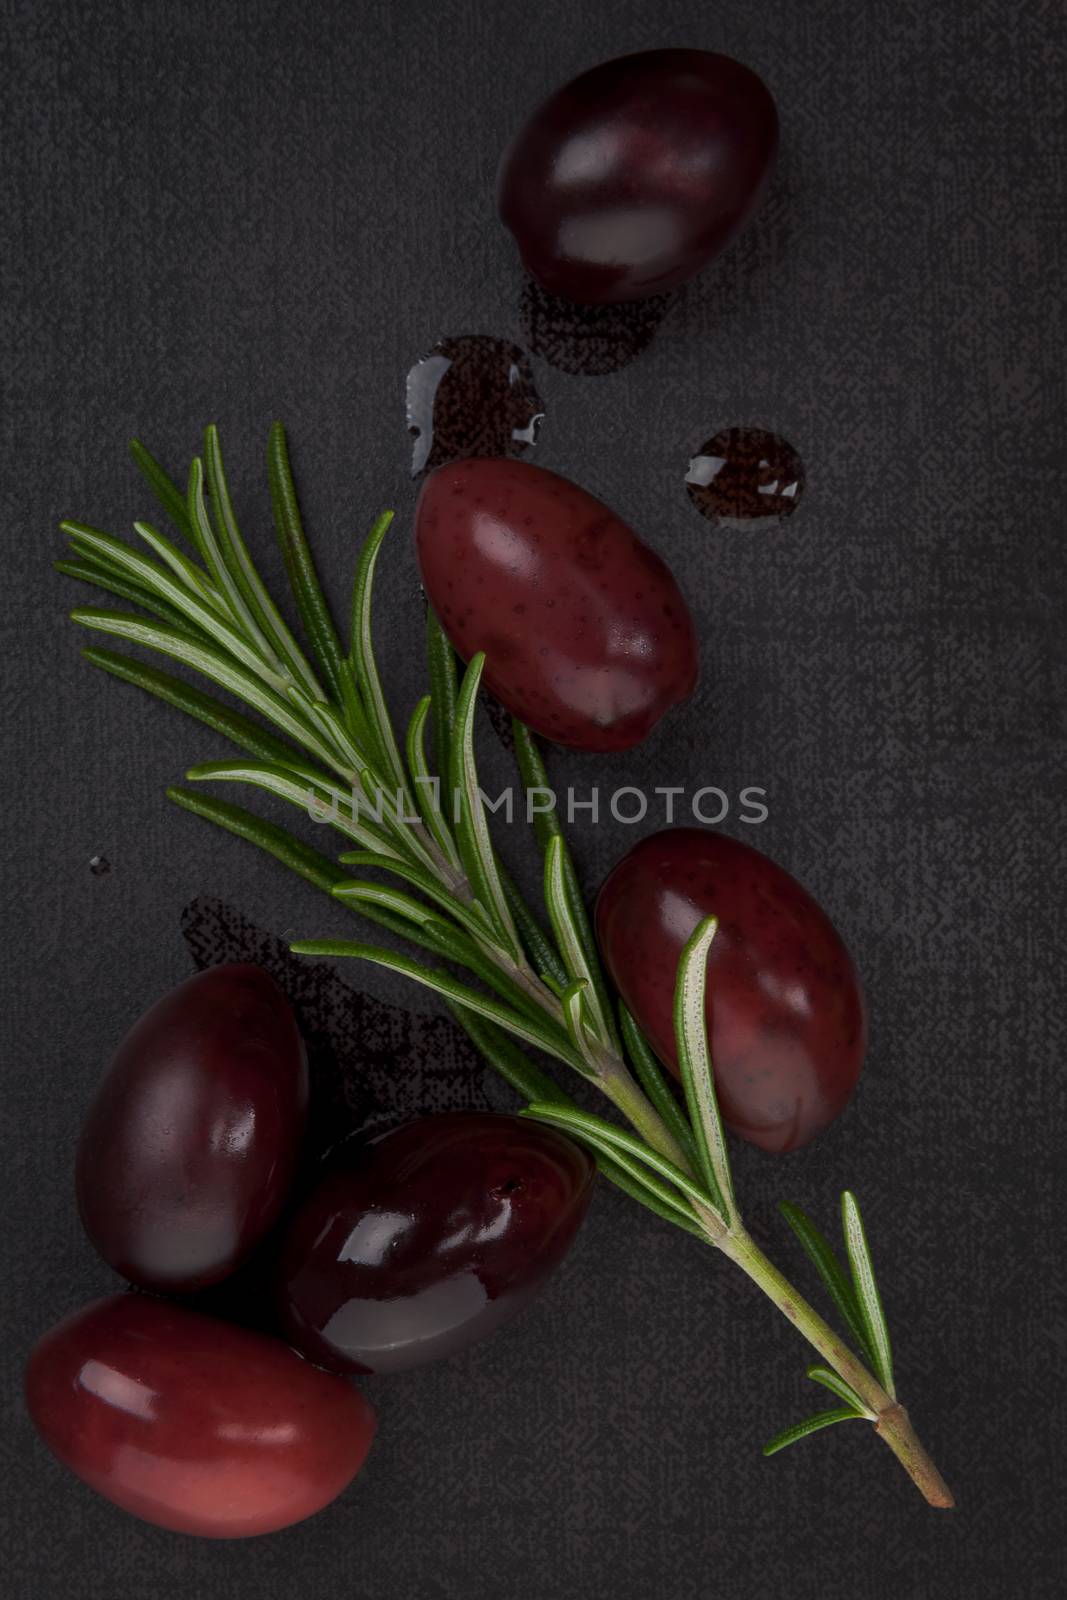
[76,964,308,1292]
[276,1112,596,1374]
[596,830,867,1152]
[25,1295,375,1538]
[497,50,778,303]
[416,457,698,751]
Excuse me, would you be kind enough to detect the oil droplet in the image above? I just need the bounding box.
[520,278,671,376]
[89,854,111,876]
[686,427,804,527]
[406,335,544,476]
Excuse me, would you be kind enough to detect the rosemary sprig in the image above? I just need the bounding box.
[58,425,954,1510]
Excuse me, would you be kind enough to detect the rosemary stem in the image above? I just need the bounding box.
[873,1404,956,1509]
[418,823,470,898]
[496,948,566,1023]
[715,1225,954,1507]
[490,940,691,1167]
[597,1059,695,1173]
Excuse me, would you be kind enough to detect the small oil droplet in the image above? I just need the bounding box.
[89,854,111,876]
[686,427,805,528]
[520,278,670,376]
[406,335,544,476]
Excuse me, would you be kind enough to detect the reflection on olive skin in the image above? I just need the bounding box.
[276,1113,596,1375]
[323,1273,491,1363]
[78,1359,157,1422]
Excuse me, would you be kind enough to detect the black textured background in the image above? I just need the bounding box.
[2,1,1065,1595]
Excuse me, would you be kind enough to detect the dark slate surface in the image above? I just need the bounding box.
[2,1,1064,1595]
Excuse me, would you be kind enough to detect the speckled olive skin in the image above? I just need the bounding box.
[496,50,778,304]
[276,1113,596,1374]
[76,964,308,1292]
[415,458,698,751]
[25,1295,375,1538]
[596,830,866,1153]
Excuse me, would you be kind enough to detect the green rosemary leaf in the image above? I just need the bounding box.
[762,1408,863,1457]
[544,836,613,1047]
[449,654,521,958]
[129,438,196,547]
[82,648,312,769]
[420,923,575,1040]
[56,558,202,637]
[778,1201,875,1365]
[339,670,380,763]
[442,1009,699,1235]
[405,696,462,870]
[510,717,560,853]
[167,787,455,973]
[353,764,445,876]
[426,607,458,784]
[520,1102,718,1217]
[267,421,348,701]
[529,1104,705,1234]
[618,1004,699,1175]
[334,866,495,949]
[62,521,164,587]
[841,1191,896,1398]
[559,979,597,1068]
[331,880,459,936]
[593,1151,707,1238]
[349,902,455,962]
[805,1365,872,1417]
[538,972,569,1001]
[63,521,212,620]
[70,610,342,772]
[167,785,347,895]
[521,1103,712,1225]
[672,916,736,1224]
[337,849,485,931]
[187,458,281,665]
[289,939,587,1073]
[283,690,403,841]
[349,510,410,796]
[203,423,324,699]
[445,1005,573,1109]
[498,864,570,990]
[185,759,405,859]
[285,684,364,774]
[65,529,286,693]
[511,718,620,1051]
[131,520,229,617]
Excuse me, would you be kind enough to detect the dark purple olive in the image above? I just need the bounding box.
[275,1112,596,1374]
[416,457,698,751]
[596,830,866,1153]
[76,964,308,1292]
[25,1295,375,1538]
[497,50,778,304]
